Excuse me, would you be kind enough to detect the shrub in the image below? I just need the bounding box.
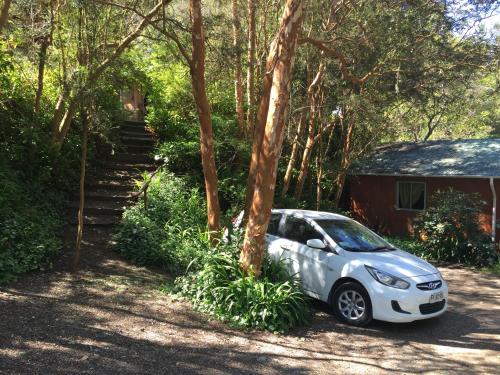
[0,163,62,283]
[113,170,208,274]
[384,236,426,256]
[175,238,311,333]
[115,171,311,333]
[413,189,497,266]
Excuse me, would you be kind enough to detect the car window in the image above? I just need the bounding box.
[281,216,322,245]
[267,214,281,235]
[316,219,394,252]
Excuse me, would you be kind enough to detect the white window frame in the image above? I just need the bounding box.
[396,181,426,211]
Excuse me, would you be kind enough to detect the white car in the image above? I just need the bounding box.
[260,209,448,326]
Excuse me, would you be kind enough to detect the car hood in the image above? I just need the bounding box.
[347,249,439,278]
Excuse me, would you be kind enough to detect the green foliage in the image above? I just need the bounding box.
[175,239,311,333]
[0,162,61,283]
[113,170,208,274]
[384,236,426,257]
[413,189,497,266]
[140,59,195,139]
[115,171,311,333]
[481,261,500,276]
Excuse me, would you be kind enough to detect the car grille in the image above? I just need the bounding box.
[419,300,446,315]
[416,280,442,291]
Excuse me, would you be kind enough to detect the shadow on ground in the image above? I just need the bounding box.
[1,238,499,374]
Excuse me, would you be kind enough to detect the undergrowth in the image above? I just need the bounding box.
[0,161,62,283]
[114,170,311,333]
[113,170,210,274]
[175,237,311,333]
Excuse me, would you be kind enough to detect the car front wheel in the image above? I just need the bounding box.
[331,282,372,326]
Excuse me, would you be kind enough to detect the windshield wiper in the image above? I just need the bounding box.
[370,246,396,252]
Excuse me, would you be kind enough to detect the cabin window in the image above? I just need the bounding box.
[397,182,426,210]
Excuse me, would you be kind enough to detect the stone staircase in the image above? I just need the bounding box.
[68,120,156,241]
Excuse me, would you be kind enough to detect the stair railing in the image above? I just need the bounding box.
[130,163,164,210]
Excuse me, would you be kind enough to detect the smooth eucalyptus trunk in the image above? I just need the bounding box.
[241,36,278,226]
[333,117,353,207]
[34,40,49,114]
[246,0,257,129]
[34,2,56,114]
[189,0,221,238]
[74,109,88,270]
[0,0,12,35]
[240,0,305,277]
[293,61,325,200]
[280,108,307,198]
[232,0,245,132]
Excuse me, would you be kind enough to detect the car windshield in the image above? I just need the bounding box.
[315,219,395,252]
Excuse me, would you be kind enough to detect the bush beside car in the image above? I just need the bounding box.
[113,170,311,332]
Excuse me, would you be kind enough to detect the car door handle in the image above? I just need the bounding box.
[281,245,291,250]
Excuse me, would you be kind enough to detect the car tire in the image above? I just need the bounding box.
[331,282,373,327]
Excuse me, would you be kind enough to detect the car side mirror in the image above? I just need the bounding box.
[306,239,326,249]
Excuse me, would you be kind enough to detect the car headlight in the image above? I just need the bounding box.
[365,265,410,289]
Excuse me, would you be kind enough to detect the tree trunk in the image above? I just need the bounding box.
[293,61,326,200]
[280,108,307,198]
[423,113,442,141]
[232,0,245,132]
[34,40,50,115]
[74,109,88,270]
[240,0,305,277]
[333,116,353,208]
[34,1,56,114]
[0,0,12,35]
[315,146,322,211]
[246,0,257,130]
[189,0,221,239]
[241,35,278,226]
[52,88,70,138]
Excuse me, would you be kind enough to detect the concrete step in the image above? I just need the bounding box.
[68,200,127,216]
[119,130,155,139]
[120,126,147,135]
[121,136,156,147]
[124,144,154,154]
[87,179,135,192]
[99,162,156,173]
[110,152,155,164]
[74,189,134,202]
[93,169,142,181]
[65,227,113,246]
[68,214,120,227]
[123,120,146,126]
[121,121,146,133]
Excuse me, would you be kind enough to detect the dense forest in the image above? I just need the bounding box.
[0,0,499,331]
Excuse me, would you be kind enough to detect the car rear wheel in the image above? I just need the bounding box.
[331,282,372,326]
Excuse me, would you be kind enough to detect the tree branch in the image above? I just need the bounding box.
[299,37,378,86]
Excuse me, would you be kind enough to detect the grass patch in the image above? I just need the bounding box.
[481,262,500,276]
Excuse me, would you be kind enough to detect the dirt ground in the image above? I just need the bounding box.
[1,232,499,375]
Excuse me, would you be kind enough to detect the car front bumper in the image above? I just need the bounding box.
[368,273,448,323]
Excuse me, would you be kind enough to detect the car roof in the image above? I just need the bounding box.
[271,209,350,221]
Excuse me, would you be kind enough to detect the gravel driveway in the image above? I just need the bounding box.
[1,237,499,375]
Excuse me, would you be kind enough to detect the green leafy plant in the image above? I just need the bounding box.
[113,170,208,274]
[413,189,497,266]
[175,238,311,333]
[0,162,62,283]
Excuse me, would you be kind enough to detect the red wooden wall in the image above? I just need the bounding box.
[350,175,499,247]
